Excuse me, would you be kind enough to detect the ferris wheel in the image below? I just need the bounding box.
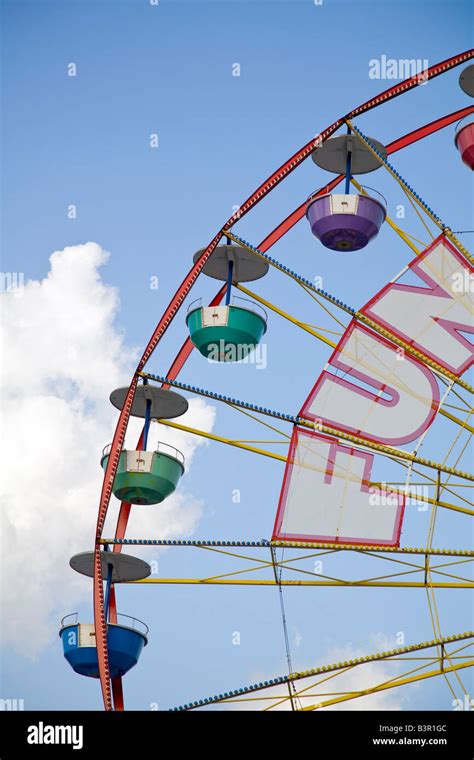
[59,49,474,712]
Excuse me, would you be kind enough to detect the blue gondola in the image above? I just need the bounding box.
[59,613,148,679]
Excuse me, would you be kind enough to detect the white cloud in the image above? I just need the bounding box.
[241,633,409,711]
[0,243,215,657]
[313,636,409,711]
[293,627,303,648]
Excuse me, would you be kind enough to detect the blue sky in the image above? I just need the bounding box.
[1,0,473,711]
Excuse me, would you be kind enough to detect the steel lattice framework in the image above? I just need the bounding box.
[91,49,474,711]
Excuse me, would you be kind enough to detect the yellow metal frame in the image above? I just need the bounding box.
[115,539,473,590]
[167,632,473,711]
[155,418,474,509]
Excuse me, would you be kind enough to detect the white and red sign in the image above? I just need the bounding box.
[273,235,473,547]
